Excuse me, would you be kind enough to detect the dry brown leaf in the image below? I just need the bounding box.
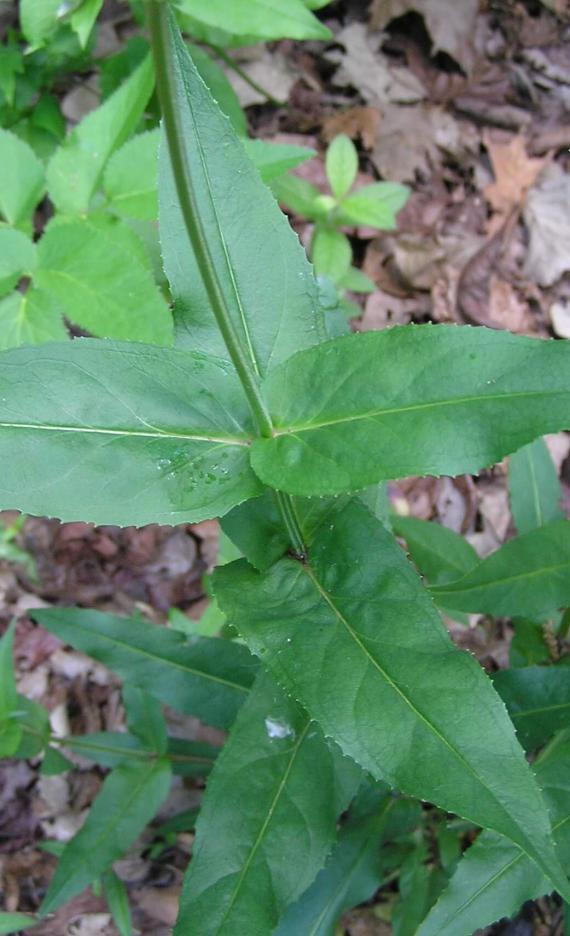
[483,132,547,230]
[370,0,480,73]
[524,163,570,287]
[322,107,381,150]
[487,276,536,334]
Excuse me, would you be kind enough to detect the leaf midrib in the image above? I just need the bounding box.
[433,557,570,596]
[271,389,565,436]
[0,420,250,446]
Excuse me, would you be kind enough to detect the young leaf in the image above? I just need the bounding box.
[0,290,67,350]
[0,340,262,527]
[102,870,132,936]
[0,621,18,719]
[214,500,570,899]
[339,182,410,229]
[432,520,570,618]
[70,0,104,48]
[509,437,563,535]
[123,686,167,755]
[493,666,570,750]
[326,135,358,200]
[271,173,322,218]
[337,266,376,294]
[174,669,359,935]
[40,758,172,915]
[416,741,570,936]
[312,227,352,284]
[275,789,399,936]
[19,0,60,47]
[47,55,154,215]
[104,131,159,221]
[41,746,73,776]
[251,327,570,496]
[0,129,45,225]
[158,17,326,369]
[35,218,173,344]
[0,914,38,935]
[0,229,37,298]
[242,139,316,182]
[392,516,479,586]
[173,0,331,40]
[34,608,256,729]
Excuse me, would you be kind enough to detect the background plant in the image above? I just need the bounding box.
[1,2,570,935]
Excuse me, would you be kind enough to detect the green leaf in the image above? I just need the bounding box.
[187,43,246,136]
[432,520,570,618]
[40,758,172,915]
[0,340,262,527]
[0,229,37,298]
[392,516,479,586]
[509,437,563,535]
[159,23,326,369]
[243,139,316,182]
[275,789,400,936]
[416,741,570,936]
[62,731,152,768]
[19,0,60,47]
[326,135,358,200]
[214,500,570,899]
[339,182,410,229]
[102,870,132,936]
[510,618,551,668]
[0,720,22,757]
[12,694,50,758]
[104,131,159,221]
[174,669,359,935]
[41,746,74,775]
[70,0,104,48]
[0,290,67,350]
[47,55,154,215]
[0,621,18,718]
[0,46,24,107]
[34,608,256,729]
[0,129,45,225]
[337,266,376,294]
[0,913,38,935]
[271,173,321,218]
[167,737,219,777]
[312,227,352,284]
[123,686,167,754]
[35,217,173,343]
[493,666,570,750]
[173,0,331,40]
[251,327,570,496]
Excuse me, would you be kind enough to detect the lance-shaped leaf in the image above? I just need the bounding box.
[40,758,172,915]
[174,670,360,935]
[432,520,570,618]
[416,741,570,936]
[493,666,570,750]
[509,437,563,535]
[34,608,256,730]
[0,340,262,527]
[159,14,326,371]
[214,500,570,898]
[173,0,331,40]
[392,516,479,586]
[47,55,154,215]
[250,326,570,495]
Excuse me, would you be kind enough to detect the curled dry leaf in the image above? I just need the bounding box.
[524,162,570,287]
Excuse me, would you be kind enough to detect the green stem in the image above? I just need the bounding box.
[148,2,306,556]
[147,1,272,438]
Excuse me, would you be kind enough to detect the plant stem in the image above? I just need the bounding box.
[205,43,284,107]
[147,1,272,439]
[147,2,306,556]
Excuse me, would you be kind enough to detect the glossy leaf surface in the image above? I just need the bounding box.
[0,340,262,527]
[47,56,154,215]
[493,666,570,750]
[432,520,570,617]
[175,670,358,934]
[214,500,570,897]
[509,437,562,534]
[34,608,256,729]
[251,327,570,495]
[159,18,325,371]
[40,758,172,914]
[417,742,570,936]
[173,0,331,40]
[35,218,172,343]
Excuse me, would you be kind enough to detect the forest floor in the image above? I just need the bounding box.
[1,0,570,933]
